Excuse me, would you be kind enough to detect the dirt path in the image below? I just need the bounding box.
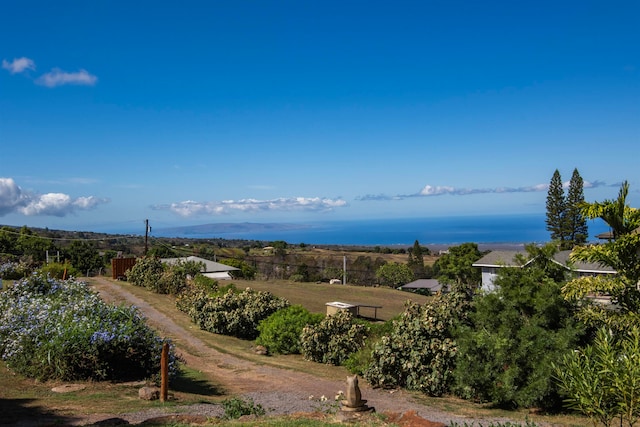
[84,277,532,426]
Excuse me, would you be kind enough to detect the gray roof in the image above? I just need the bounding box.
[161,256,239,273]
[473,250,615,274]
[553,251,615,274]
[399,279,448,292]
[472,251,526,267]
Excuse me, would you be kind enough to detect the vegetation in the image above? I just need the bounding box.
[256,305,324,354]
[375,262,414,287]
[364,283,473,396]
[545,168,587,249]
[0,273,178,381]
[562,180,640,331]
[453,250,584,410]
[176,282,290,340]
[300,310,368,365]
[554,327,640,427]
[432,242,483,286]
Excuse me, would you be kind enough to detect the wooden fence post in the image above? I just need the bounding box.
[160,342,169,402]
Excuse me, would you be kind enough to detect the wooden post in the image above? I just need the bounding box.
[160,342,169,402]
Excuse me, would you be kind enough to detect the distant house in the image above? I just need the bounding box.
[399,278,449,294]
[472,250,616,292]
[160,256,239,280]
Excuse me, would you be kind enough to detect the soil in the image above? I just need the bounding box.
[16,277,542,426]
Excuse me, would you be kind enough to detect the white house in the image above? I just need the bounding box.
[472,250,616,292]
[160,256,239,280]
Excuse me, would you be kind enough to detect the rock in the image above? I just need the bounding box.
[51,384,86,393]
[138,386,160,401]
[255,345,269,355]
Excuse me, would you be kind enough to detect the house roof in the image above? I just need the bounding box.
[472,251,526,268]
[472,250,615,274]
[399,279,448,292]
[160,256,239,273]
[552,251,616,274]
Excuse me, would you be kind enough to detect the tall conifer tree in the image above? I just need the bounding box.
[546,169,567,244]
[566,168,588,246]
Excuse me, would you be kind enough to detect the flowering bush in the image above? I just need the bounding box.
[177,285,289,339]
[300,310,368,365]
[0,261,30,280]
[0,274,180,381]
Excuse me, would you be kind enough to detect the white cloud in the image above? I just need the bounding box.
[357,180,608,201]
[0,177,108,217]
[2,57,36,74]
[35,68,97,88]
[154,197,348,217]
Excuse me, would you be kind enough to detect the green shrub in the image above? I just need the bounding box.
[178,286,289,340]
[221,396,265,420]
[0,274,179,381]
[300,310,368,365]
[344,318,395,375]
[364,284,472,396]
[125,256,164,290]
[453,267,583,410]
[38,262,80,280]
[554,326,640,427]
[256,305,323,354]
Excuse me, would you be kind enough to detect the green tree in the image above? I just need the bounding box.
[454,262,584,409]
[407,240,425,278]
[566,168,588,246]
[546,169,568,245]
[375,262,414,287]
[16,226,55,263]
[64,240,103,274]
[563,181,640,331]
[432,243,482,287]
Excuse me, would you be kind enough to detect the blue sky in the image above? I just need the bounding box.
[1,1,638,233]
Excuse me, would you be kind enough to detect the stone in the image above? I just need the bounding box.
[51,384,86,393]
[138,386,160,401]
[340,375,374,414]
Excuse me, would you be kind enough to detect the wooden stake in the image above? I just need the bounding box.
[160,342,169,402]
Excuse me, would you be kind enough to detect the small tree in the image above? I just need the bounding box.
[546,169,568,245]
[407,240,425,278]
[375,262,414,287]
[432,242,482,287]
[454,263,583,409]
[566,168,588,246]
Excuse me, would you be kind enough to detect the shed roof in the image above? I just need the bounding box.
[161,256,239,273]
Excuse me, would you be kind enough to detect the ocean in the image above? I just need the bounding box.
[152,214,611,247]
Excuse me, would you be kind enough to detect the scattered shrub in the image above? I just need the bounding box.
[0,274,179,381]
[554,326,640,427]
[177,286,289,340]
[300,310,368,365]
[221,396,266,420]
[344,318,395,375]
[38,261,80,280]
[125,256,164,290]
[256,305,323,354]
[364,284,472,396]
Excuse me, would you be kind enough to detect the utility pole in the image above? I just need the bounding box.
[144,219,150,255]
